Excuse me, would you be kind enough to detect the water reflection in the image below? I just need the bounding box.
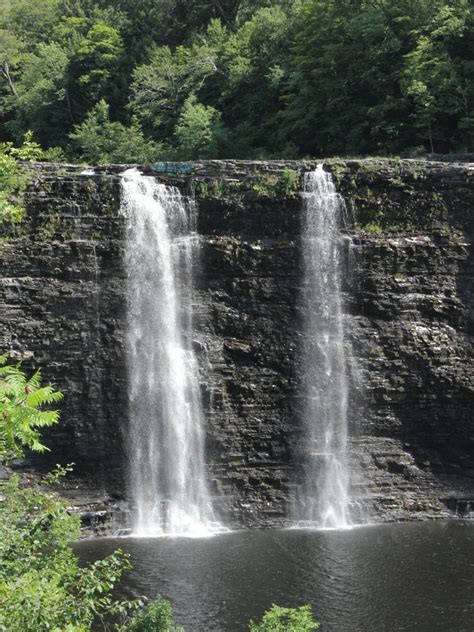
[77,521,474,632]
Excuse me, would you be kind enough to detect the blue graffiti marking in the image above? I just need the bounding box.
[154,162,194,175]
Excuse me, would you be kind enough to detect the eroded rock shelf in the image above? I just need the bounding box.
[1,159,472,532]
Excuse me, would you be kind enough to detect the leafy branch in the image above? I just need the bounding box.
[0,353,63,462]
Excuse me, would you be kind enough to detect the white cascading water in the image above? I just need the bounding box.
[299,165,351,529]
[121,169,219,537]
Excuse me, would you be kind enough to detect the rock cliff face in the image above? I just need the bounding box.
[1,159,472,529]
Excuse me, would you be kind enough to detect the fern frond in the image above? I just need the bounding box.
[30,440,49,453]
[28,369,42,390]
[31,408,60,426]
[0,357,62,460]
[26,386,63,408]
[3,370,26,391]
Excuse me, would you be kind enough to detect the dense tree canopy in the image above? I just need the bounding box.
[0,0,472,162]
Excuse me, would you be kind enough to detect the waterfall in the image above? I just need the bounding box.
[121,169,219,537]
[298,165,352,529]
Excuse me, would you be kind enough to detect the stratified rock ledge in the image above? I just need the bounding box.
[1,158,473,534]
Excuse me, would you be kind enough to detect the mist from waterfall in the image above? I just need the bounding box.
[121,169,219,537]
[298,165,351,529]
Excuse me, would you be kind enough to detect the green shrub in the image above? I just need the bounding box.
[363,221,383,234]
[121,596,184,632]
[276,169,301,198]
[69,100,161,164]
[249,604,320,632]
[0,473,144,632]
[0,131,43,223]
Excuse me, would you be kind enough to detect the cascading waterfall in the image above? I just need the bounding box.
[121,169,219,537]
[298,165,352,529]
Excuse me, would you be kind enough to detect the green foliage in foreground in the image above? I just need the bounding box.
[249,604,320,631]
[0,474,143,631]
[123,595,184,632]
[0,353,63,461]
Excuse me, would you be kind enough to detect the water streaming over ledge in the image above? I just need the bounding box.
[297,165,352,529]
[120,169,221,537]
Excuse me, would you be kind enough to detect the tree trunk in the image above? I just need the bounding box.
[1,62,19,98]
[428,119,434,153]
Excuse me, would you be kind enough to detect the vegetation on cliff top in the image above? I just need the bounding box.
[0,132,42,221]
[0,0,473,163]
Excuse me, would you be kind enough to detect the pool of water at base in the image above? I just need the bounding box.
[76,520,474,632]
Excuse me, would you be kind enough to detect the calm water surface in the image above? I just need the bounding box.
[77,521,474,632]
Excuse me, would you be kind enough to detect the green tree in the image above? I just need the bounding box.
[2,0,473,158]
[0,0,63,140]
[5,12,125,146]
[214,4,300,156]
[401,1,474,151]
[8,42,71,146]
[0,28,23,103]
[129,41,219,141]
[54,17,124,101]
[283,0,474,156]
[6,0,61,47]
[69,99,160,163]
[282,0,412,155]
[173,94,227,159]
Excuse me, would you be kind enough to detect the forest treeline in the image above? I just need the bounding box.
[1,0,473,162]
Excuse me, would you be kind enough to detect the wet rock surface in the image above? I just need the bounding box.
[1,159,473,532]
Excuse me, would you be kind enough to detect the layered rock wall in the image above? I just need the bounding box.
[1,159,472,527]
